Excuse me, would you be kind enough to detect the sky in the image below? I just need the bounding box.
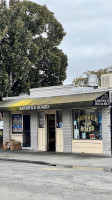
[35,0,112,84]
[7,0,112,84]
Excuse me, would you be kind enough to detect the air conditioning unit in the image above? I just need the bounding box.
[87,74,99,87]
[101,74,112,88]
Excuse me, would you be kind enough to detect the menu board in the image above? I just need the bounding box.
[12,114,22,133]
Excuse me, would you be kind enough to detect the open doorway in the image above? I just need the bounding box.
[23,115,31,147]
[47,114,55,151]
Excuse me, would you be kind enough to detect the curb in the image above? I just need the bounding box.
[0,157,112,173]
[0,157,56,166]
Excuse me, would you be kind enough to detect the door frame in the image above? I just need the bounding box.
[45,111,56,151]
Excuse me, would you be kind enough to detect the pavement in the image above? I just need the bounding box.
[0,149,112,171]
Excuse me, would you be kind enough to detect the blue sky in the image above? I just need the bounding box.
[7,0,112,84]
[35,0,112,84]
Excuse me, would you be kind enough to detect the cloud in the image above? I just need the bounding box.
[66,46,112,58]
[28,1,112,83]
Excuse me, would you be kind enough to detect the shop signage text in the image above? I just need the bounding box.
[94,92,109,106]
[77,115,98,123]
[80,126,94,133]
[77,114,98,133]
[20,104,49,110]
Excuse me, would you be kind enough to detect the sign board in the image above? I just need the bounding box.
[20,104,49,111]
[94,92,109,106]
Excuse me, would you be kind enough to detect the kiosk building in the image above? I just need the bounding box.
[0,74,112,155]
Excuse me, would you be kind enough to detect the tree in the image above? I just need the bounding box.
[0,0,67,98]
[73,66,112,87]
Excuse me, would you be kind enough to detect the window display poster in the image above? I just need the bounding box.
[98,111,102,124]
[74,129,79,139]
[82,132,86,139]
[59,122,62,128]
[12,114,22,133]
[74,120,77,126]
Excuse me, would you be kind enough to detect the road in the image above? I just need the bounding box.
[0,160,112,200]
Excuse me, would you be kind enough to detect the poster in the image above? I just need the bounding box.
[74,129,79,139]
[59,122,63,128]
[82,132,86,139]
[12,114,22,133]
[74,120,77,126]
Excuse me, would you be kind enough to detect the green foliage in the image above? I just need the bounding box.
[0,130,3,136]
[0,0,67,98]
[73,77,87,87]
[73,66,112,87]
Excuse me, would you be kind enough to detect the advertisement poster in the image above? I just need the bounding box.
[12,114,22,133]
[82,132,86,139]
[74,120,77,126]
[59,122,63,128]
[74,129,79,139]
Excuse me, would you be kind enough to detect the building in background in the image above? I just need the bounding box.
[0,74,112,155]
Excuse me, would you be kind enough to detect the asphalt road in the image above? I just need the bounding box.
[0,160,112,200]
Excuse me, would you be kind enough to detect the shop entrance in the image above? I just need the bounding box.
[23,115,31,147]
[47,114,55,151]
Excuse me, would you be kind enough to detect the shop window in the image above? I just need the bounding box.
[56,111,63,128]
[12,114,22,134]
[38,112,45,128]
[73,109,102,140]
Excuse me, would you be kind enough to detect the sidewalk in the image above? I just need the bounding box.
[0,149,112,170]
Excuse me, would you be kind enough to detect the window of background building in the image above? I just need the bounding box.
[73,108,102,140]
[56,111,63,128]
[38,112,45,128]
